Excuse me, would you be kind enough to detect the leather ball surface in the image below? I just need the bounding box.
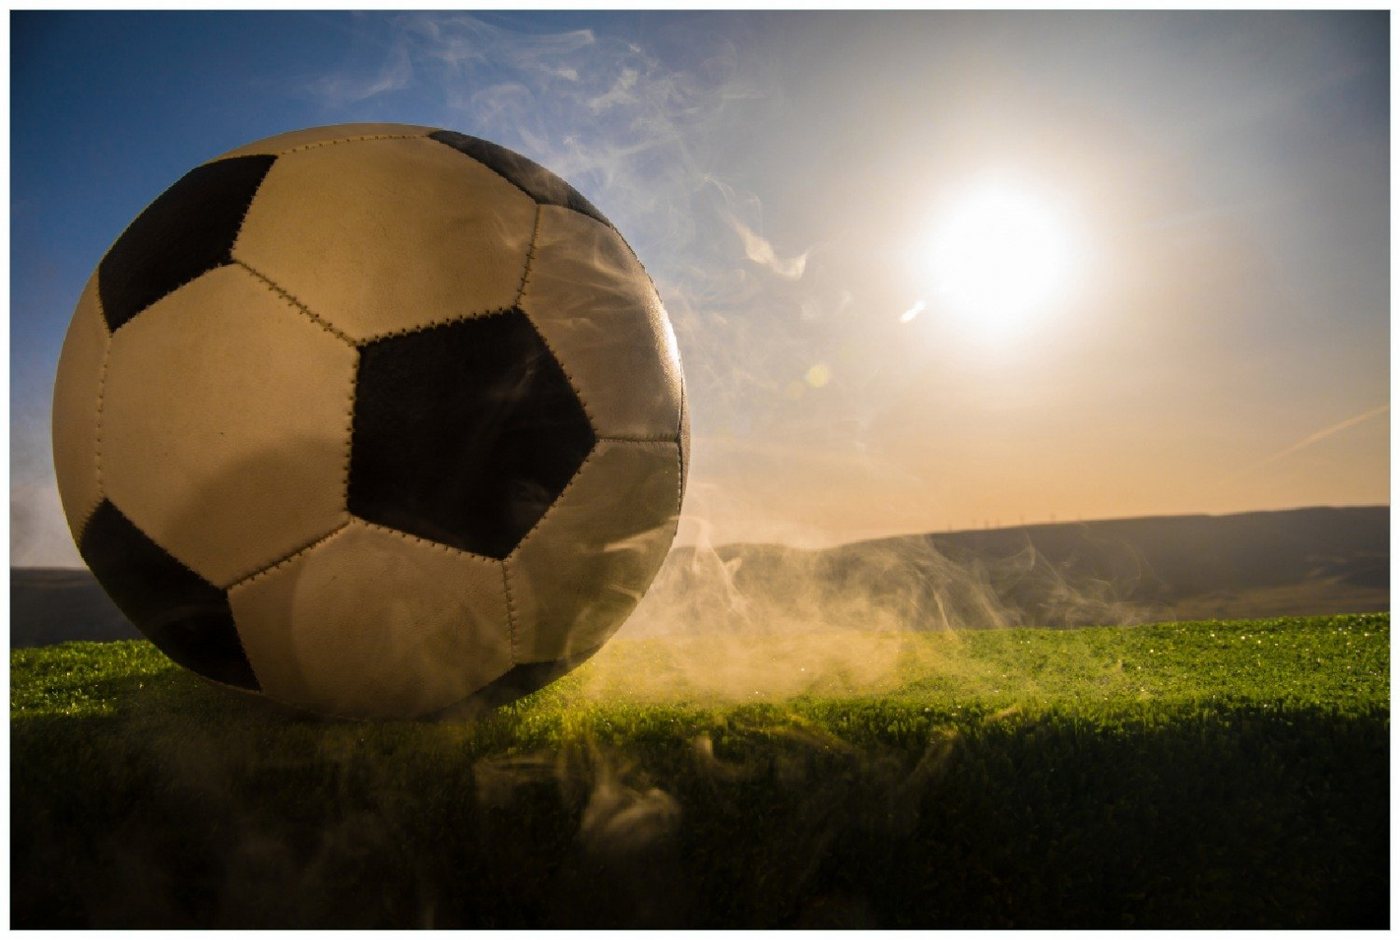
[52,124,688,719]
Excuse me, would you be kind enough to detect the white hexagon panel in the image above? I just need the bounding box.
[101,266,356,589]
[233,136,536,342]
[227,521,512,719]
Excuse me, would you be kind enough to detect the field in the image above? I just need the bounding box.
[11,613,1389,928]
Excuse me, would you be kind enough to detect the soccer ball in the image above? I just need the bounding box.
[52,124,688,719]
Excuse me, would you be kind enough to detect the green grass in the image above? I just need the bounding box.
[11,613,1389,928]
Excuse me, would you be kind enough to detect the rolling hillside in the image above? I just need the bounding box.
[632,505,1388,636]
[11,505,1387,647]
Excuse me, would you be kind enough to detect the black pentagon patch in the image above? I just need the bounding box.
[428,130,612,229]
[349,309,596,559]
[98,154,276,332]
[78,500,260,691]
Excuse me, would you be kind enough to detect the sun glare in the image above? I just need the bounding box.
[920,180,1081,342]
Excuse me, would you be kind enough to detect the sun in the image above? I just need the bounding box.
[920,179,1081,342]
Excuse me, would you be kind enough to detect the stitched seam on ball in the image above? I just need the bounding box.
[673,437,684,517]
[108,269,216,337]
[356,304,520,347]
[231,259,356,347]
[512,207,597,429]
[501,560,519,667]
[348,204,535,345]
[225,517,352,592]
[514,204,542,306]
[232,161,269,247]
[518,308,597,431]
[105,508,268,685]
[588,214,683,438]
[89,507,266,688]
[83,335,114,539]
[276,133,429,156]
[219,518,352,591]
[101,160,269,338]
[342,350,357,511]
[355,520,501,564]
[576,208,665,311]
[595,435,678,444]
[425,134,539,208]
[675,380,687,516]
[508,445,600,557]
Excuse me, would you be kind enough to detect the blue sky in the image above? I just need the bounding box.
[11,11,1390,565]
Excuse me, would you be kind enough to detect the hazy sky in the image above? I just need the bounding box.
[11,11,1390,565]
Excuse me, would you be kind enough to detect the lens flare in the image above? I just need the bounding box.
[922,180,1081,342]
[899,299,927,324]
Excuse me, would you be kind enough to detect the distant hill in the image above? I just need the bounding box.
[10,505,1388,647]
[920,504,1388,624]
[629,505,1389,636]
[11,567,142,648]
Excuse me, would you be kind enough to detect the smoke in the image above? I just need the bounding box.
[306,14,837,512]
[341,14,1159,699]
[12,394,86,566]
[468,739,688,926]
[562,483,1152,706]
[39,6,1150,734]
[307,42,414,106]
[12,15,1386,931]
[11,479,83,568]
[726,213,809,280]
[23,14,1156,672]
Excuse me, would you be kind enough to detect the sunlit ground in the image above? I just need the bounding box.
[11,614,1387,928]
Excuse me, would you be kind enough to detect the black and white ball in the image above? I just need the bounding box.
[52,123,688,719]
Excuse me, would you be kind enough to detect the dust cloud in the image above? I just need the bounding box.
[565,482,1150,705]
